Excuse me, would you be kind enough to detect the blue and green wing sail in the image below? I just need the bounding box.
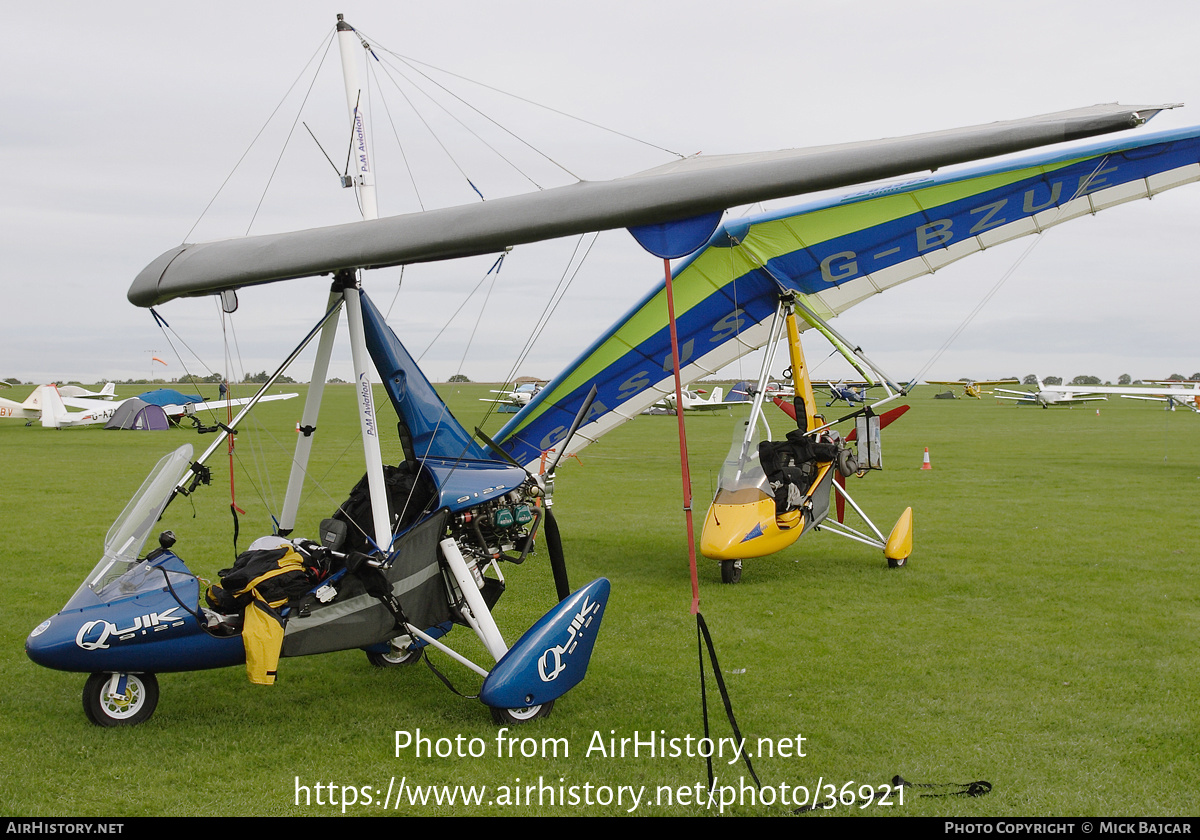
[494,126,1200,469]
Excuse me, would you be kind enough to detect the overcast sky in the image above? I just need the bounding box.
[5,0,1200,388]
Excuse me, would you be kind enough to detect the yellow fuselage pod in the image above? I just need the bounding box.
[700,461,834,561]
[700,487,803,560]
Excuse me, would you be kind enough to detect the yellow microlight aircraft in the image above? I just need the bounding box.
[926,379,1020,399]
[699,298,913,583]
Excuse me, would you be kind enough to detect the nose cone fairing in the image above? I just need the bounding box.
[26,571,245,674]
[700,489,802,560]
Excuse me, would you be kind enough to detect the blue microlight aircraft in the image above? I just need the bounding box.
[24,17,610,727]
[24,15,1200,728]
[23,281,610,726]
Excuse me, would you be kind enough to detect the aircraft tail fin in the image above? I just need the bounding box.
[22,387,47,410]
[99,383,116,397]
[38,385,68,428]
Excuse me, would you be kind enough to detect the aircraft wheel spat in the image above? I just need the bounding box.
[480,578,610,714]
[885,507,913,568]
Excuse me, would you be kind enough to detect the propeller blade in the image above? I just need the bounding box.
[845,404,910,441]
[835,471,846,523]
[546,384,598,476]
[543,508,571,602]
[474,425,527,471]
[772,395,796,420]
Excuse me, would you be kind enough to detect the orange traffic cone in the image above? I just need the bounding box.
[921,448,932,470]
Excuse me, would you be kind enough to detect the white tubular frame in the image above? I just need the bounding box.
[344,289,392,553]
[278,292,343,534]
[818,480,887,549]
[336,17,379,222]
[439,537,508,663]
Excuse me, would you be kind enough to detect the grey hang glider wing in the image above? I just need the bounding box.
[129,103,1172,307]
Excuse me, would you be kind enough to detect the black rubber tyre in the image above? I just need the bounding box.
[720,559,742,584]
[366,645,422,667]
[489,700,554,725]
[887,555,909,569]
[83,672,159,727]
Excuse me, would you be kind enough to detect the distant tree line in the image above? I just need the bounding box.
[242,371,297,384]
[1022,373,1200,386]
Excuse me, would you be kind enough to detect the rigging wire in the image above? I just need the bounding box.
[370,50,548,190]
[245,39,338,235]
[453,255,505,381]
[415,254,508,362]
[362,50,491,200]
[368,68,426,211]
[217,307,247,524]
[184,28,335,242]
[505,234,598,378]
[384,265,407,320]
[368,46,563,186]
[365,38,687,160]
[148,308,218,383]
[303,121,345,181]
[479,233,600,429]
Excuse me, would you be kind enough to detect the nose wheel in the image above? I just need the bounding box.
[720,559,742,584]
[83,672,159,727]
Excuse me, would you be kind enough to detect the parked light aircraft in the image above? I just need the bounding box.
[57,383,118,400]
[997,380,1200,409]
[0,384,120,423]
[3,383,298,428]
[0,387,45,422]
[646,386,739,414]
[815,380,875,407]
[480,382,542,411]
[1,383,119,422]
[994,380,1110,407]
[25,14,1200,725]
[926,379,1020,399]
[1055,381,1200,411]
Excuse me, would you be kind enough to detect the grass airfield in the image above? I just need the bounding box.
[2,382,1197,817]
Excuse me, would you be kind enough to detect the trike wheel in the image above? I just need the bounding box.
[720,559,742,584]
[489,700,554,725]
[366,645,422,667]
[83,672,159,727]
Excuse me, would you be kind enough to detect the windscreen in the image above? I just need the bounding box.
[712,416,771,504]
[66,445,194,608]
